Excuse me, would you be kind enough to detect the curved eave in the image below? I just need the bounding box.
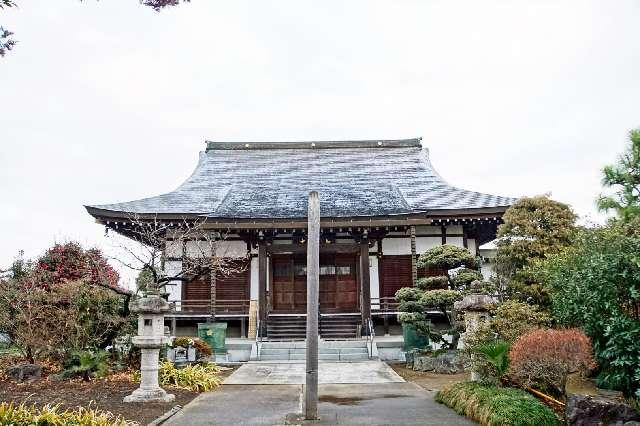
[85,204,511,226]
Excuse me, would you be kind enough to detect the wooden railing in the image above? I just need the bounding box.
[169,299,250,315]
[169,298,397,316]
[370,297,400,313]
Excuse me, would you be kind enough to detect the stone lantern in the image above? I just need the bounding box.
[124,295,175,403]
[454,285,497,382]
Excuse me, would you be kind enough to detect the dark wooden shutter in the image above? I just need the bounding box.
[183,275,210,301]
[216,258,250,300]
[380,255,413,298]
[182,258,250,301]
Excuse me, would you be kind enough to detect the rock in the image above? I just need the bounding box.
[413,350,464,374]
[6,363,42,382]
[566,394,640,426]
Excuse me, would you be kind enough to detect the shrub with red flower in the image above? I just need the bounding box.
[33,242,126,294]
[508,328,597,397]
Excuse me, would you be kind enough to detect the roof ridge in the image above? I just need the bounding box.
[205,138,422,151]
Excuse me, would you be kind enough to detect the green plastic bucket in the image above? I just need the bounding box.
[198,322,227,354]
[402,322,430,352]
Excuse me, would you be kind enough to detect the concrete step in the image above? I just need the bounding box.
[339,353,370,361]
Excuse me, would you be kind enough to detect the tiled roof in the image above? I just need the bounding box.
[86,139,515,218]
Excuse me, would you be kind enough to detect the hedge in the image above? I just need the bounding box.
[435,382,559,426]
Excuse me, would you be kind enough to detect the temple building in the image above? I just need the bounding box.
[86,138,514,339]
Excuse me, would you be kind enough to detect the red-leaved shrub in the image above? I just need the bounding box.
[508,328,596,397]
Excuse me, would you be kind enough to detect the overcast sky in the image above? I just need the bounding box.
[1,0,639,287]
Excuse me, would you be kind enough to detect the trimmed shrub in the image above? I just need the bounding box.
[416,276,449,290]
[435,382,559,426]
[398,312,424,324]
[508,328,596,396]
[0,402,133,425]
[133,361,221,392]
[394,287,423,303]
[418,244,478,270]
[488,301,551,344]
[173,336,213,357]
[419,289,462,311]
[462,279,499,296]
[451,268,483,288]
[397,300,424,313]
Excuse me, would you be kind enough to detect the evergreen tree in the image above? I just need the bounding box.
[597,129,640,222]
[495,195,577,306]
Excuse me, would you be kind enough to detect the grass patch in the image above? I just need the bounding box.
[0,402,133,425]
[435,381,560,426]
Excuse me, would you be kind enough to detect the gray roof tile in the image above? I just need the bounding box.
[87,139,515,218]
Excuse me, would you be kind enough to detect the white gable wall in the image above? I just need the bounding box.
[164,260,182,302]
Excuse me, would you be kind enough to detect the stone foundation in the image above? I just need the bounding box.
[411,350,464,374]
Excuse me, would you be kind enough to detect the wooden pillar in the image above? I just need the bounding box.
[360,237,371,329]
[410,225,417,286]
[462,225,468,249]
[258,242,268,325]
[441,225,447,245]
[305,191,320,420]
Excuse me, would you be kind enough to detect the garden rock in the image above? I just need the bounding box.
[413,350,464,374]
[6,363,42,382]
[566,394,640,426]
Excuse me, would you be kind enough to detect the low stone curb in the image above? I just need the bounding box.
[148,405,182,426]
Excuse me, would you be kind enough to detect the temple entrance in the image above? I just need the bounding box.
[271,253,359,313]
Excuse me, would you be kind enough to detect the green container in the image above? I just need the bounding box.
[402,322,430,352]
[198,322,227,354]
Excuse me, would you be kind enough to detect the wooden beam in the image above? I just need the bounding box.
[360,240,371,329]
[209,267,217,321]
[200,218,433,230]
[410,226,417,286]
[266,243,360,254]
[258,242,267,325]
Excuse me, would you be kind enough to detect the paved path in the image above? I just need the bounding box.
[165,383,475,426]
[223,361,405,385]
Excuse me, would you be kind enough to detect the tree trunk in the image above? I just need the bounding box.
[209,261,216,322]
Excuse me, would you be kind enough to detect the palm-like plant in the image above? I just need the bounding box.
[66,350,109,381]
[476,340,510,379]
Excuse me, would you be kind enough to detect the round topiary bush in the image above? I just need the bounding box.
[418,244,479,270]
[419,289,463,310]
[417,276,449,290]
[395,287,424,303]
[451,268,483,288]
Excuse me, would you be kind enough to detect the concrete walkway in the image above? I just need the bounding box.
[165,383,475,426]
[223,361,405,385]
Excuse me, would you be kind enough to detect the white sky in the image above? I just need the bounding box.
[1,0,639,288]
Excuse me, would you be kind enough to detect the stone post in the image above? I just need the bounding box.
[305,191,320,420]
[124,295,175,403]
[454,289,496,382]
